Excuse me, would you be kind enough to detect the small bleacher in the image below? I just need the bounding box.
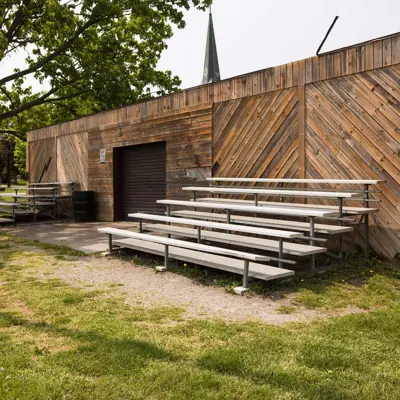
[0,182,74,225]
[98,177,381,294]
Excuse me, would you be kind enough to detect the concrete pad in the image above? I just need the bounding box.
[1,221,137,253]
[233,286,250,296]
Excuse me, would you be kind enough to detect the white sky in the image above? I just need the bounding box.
[1,0,399,93]
[158,0,400,89]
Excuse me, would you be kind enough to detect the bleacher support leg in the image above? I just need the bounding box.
[278,239,283,269]
[234,260,250,295]
[309,216,315,270]
[363,184,370,258]
[108,234,113,253]
[156,244,169,272]
[226,209,231,234]
[338,198,344,262]
[243,260,249,288]
[164,244,169,268]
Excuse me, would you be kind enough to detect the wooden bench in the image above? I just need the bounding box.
[170,210,353,235]
[98,227,295,291]
[144,224,327,256]
[196,198,379,215]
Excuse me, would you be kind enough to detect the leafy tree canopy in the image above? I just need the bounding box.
[0,0,212,140]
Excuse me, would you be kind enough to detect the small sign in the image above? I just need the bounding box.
[100,149,106,165]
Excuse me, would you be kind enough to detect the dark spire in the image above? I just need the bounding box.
[202,6,221,84]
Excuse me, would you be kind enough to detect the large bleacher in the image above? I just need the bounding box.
[98,178,380,294]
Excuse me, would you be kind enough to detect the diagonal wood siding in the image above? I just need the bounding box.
[212,88,300,198]
[57,132,89,190]
[305,65,400,259]
[29,137,57,183]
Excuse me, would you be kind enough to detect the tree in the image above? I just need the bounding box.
[0,135,19,186]
[13,137,26,176]
[0,0,212,140]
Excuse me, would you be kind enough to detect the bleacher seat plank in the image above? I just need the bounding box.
[113,238,295,281]
[157,199,336,218]
[0,202,20,207]
[98,227,271,261]
[170,210,353,235]
[144,224,327,256]
[196,198,378,215]
[129,212,302,239]
[183,186,359,199]
[207,178,382,185]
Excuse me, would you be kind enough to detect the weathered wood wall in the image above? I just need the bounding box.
[87,103,212,221]
[26,32,400,257]
[28,137,57,183]
[28,34,400,142]
[211,63,400,259]
[57,132,89,190]
[305,65,400,259]
[212,88,299,182]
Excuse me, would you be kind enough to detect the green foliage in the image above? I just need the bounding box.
[13,137,25,175]
[0,0,212,140]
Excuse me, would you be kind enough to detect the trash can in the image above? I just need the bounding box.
[73,191,95,222]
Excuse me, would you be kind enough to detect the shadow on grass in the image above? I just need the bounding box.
[0,311,175,377]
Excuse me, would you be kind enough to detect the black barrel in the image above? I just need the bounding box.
[73,191,95,222]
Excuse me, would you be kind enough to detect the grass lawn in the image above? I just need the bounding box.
[0,234,400,399]
[0,181,26,203]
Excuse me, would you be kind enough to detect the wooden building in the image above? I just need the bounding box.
[26,32,400,259]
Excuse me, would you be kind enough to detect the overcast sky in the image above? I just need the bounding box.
[1,0,399,93]
[158,0,400,89]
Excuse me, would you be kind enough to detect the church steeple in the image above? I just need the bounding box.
[202,7,221,84]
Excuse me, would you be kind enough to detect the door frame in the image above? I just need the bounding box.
[113,141,167,221]
[113,146,124,221]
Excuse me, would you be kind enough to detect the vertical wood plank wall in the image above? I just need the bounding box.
[26,32,400,258]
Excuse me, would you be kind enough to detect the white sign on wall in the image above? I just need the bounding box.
[100,148,106,165]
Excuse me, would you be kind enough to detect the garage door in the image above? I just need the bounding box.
[115,141,166,220]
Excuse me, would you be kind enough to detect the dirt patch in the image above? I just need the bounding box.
[41,254,370,325]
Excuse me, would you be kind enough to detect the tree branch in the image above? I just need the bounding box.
[0,17,99,86]
[0,129,26,140]
[0,86,86,121]
[4,0,31,45]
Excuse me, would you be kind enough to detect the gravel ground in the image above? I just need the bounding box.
[44,254,368,325]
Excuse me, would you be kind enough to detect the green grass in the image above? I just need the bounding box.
[0,182,26,203]
[127,251,400,312]
[0,235,400,399]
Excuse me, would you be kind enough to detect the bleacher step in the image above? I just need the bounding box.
[114,238,295,282]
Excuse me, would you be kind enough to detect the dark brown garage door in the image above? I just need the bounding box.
[114,141,166,220]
